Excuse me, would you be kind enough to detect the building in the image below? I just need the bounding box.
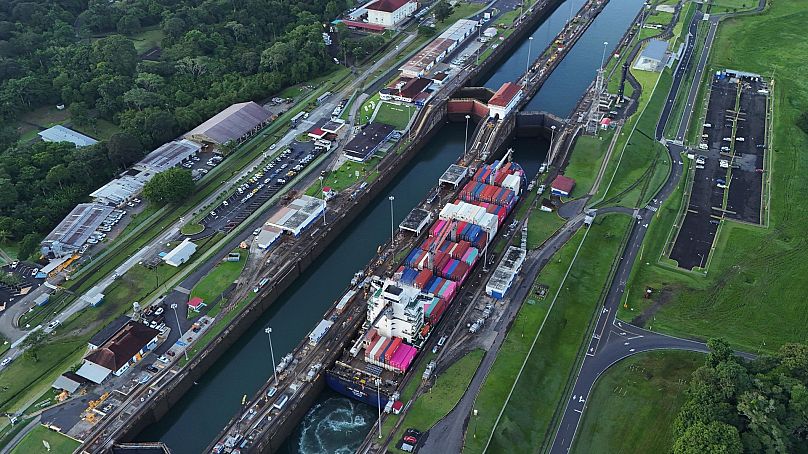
[255,225,283,249]
[41,203,115,258]
[438,164,468,188]
[187,297,206,312]
[134,139,201,173]
[399,208,432,235]
[338,19,387,33]
[343,122,396,161]
[80,286,105,307]
[90,174,149,205]
[51,372,89,394]
[309,319,334,346]
[78,321,161,382]
[399,19,477,77]
[88,315,130,350]
[633,39,668,72]
[38,125,98,148]
[266,195,324,236]
[551,175,576,197]
[185,101,272,146]
[380,77,432,103]
[163,238,197,267]
[366,0,417,27]
[488,82,522,118]
[367,280,428,343]
[485,246,526,299]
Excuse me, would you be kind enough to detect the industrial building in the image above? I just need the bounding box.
[343,122,395,161]
[399,208,432,235]
[488,82,523,118]
[486,246,526,299]
[78,321,161,382]
[134,139,201,173]
[88,315,130,350]
[184,101,272,146]
[380,77,433,103]
[439,164,468,188]
[255,225,283,249]
[399,19,477,77]
[38,125,98,148]
[633,39,668,72]
[40,203,115,258]
[366,0,417,27]
[551,175,576,197]
[90,174,149,206]
[265,195,325,236]
[163,238,197,267]
[51,372,89,394]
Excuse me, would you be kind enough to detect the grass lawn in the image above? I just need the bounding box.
[358,93,381,125]
[307,157,382,196]
[646,11,674,26]
[9,424,80,454]
[616,0,808,354]
[466,213,632,453]
[388,349,484,452]
[180,223,205,236]
[563,130,614,198]
[71,118,120,141]
[571,350,704,454]
[526,209,565,250]
[596,68,672,208]
[190,249,247,306]
[130,27,164,54]
[709,0,758,14]
[373,102,414,130]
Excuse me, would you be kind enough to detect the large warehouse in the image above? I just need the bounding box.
[366,0,418,27]
[41,203,115,258]
[399,19,477,78]
[633,39,668,72]
[266,195,324,236]
[184,101,272,146]
[343,122,396,162]
[134,139,201,173]
[38,125,98,148]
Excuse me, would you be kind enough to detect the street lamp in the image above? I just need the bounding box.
[600,41,609,72]
[319,176,326,225]
[388,195,395,243]
[265,327,278,385]
[548,124,556,164]
[464,114,471,162]
[170,303,188,361]
[525,37,534,81]
[376,378,382,438]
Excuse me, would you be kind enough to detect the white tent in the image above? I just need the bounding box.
[75,361,112,384]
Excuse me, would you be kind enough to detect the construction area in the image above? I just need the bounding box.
[669,69,769,270]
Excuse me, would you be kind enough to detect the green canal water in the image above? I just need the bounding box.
[136,0,646,450]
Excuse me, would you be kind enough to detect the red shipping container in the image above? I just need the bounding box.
[428,298,448,323]
[415,269,433,288]
[385,337,402,362]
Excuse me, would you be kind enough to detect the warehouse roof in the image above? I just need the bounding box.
[489,82,522,107]
[135,139,201,173]
[38,125,98,148]
[90,174,149,205]
[89,315,130,349]
[344,122,395,161]
[85,321,160,372]
[266,195,324,236]
[163,238,197,266]
[367,0,412,13]
[185,101,271,144]
[640,39,668,62]
[42,203,114,250]
[551,175,576,194]
[400,38,455,76]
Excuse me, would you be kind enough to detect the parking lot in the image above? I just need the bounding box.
[0,261,46,312]
[669,71,768,270]
[200,140,324,233]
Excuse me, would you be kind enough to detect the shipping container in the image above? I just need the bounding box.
[414,269,433,288]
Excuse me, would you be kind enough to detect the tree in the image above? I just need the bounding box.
[107,132,143,167]
[434,0,453,23]
[673,421,743,454]
[69,102,93,128]
[117,15,141,35]
[143,168,194,204]
[18,232,40,261]
[707,338,734,367]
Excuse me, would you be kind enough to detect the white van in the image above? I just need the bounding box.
[273,394,290,410]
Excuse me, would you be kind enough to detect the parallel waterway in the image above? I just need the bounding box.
[138,0,645,450]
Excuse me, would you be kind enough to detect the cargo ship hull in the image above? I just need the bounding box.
[325,371,392,408]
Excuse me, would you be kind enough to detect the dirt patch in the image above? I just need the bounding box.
[631,285,676,326]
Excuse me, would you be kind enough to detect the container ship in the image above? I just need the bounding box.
[326,158,525,408]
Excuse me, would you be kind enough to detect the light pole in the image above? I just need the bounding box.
[600,41,609,72]
[170,303,188,361]
[376,378,382,438]
[568,0,575,25]
[319,176,326,225]
[525,37,534,82]
[548,124,556,164]
[265,327,278,385]
[464,114,471,162]
[388,195,395,243]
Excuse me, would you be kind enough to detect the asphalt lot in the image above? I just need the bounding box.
[199,140,321,233]
[725,77,767,224]
[0,262,46,316]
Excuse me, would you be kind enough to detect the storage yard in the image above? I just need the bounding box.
[669,69,769,270]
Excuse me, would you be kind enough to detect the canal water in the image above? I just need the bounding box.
[137,0,645,450]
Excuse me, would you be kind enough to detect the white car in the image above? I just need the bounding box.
[30,268,38,277]
[47,320,61,330]
[157,356,170,364]
[1,357,11,367]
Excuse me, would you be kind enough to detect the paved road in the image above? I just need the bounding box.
[547,8,720,452]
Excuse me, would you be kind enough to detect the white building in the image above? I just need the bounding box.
[367,280,428,343]
[367,0,418,27]
[633,39,668,72]
[488,82,523,118]
[163,238,197,267]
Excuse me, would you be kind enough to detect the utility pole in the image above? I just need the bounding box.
[388,195,395,243]
[319,175,326,225]
[265,327,278,384]
[525,36,534,84]
[464,114,471,162]
[170,303,188,361]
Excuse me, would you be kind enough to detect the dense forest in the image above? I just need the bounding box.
[0,0,353,258]
[673,339,808,453]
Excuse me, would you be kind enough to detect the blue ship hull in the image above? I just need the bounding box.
[325,371,391,408]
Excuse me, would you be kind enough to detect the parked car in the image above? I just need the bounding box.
[157,356,170,364]
[1,357,12,367]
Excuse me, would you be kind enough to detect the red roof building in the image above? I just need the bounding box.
[367,0,418,27]
[340,20,386,33]
[488,82,522,118]
[551,175,576,197]
[188,296,205,311]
